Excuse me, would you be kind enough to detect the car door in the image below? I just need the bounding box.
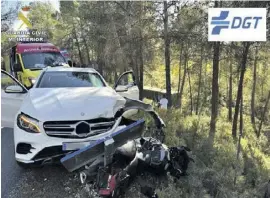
[114,71,139,100]
[1,70,28,128]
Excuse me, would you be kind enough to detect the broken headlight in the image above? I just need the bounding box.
[17,113,41,133]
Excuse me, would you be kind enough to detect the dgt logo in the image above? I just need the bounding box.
[208,8,266,41]
[211,11,262,35]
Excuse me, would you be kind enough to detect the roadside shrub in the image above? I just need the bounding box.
[152,109,269,198]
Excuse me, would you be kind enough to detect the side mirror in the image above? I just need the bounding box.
[127,81,136,88]
[5,85,25,93]
[13,63,22,72]
[115,85,128,92]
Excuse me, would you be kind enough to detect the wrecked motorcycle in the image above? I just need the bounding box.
[60,98,193,197]
[95,137,193,198]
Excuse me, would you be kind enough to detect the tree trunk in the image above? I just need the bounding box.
[138,32,144,100]
[196,45,203,115]
[257,90,270,137]
[251,46,258,133]
[138,3,144,100]
[234,91,243,185]
[232,42,250,139]
[83,38,91,64]
[164,1,172,108]
[96,3,107,76]
[114,65,118,82]
[97,37,106,76]
[134,51,139,84]
[72,24,83,65]
[97,51,104,76]
[128,35,135,71]
[79,19,91,64]
[179,53,188,110]
[203,51,208,107]
[188,68,193,115]
[177,43,183,100]
[228,48,233,121]
[209,41,220,144]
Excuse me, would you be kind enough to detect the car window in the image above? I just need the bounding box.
[118,72,134,86]
[1,72,21,90]
[37,71,105,88]
[21,52,66,69]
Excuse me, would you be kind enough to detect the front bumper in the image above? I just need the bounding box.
[14,119,126,163]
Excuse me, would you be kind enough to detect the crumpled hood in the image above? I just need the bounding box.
[20,87,126,121]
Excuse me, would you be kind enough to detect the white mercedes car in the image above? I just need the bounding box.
[1,67,139,167]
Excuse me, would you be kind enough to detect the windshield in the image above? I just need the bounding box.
[21,52,66,70]
[37,71,105,88]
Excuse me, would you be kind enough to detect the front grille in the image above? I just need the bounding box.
[32,146,69,160]
[43,118,115,138]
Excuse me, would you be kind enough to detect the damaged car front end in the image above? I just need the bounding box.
[14,91,165,167]
[60,99,193,198]
[14,92,128,166]
[60,97,166,172]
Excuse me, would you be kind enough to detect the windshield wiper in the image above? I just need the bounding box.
[29,68,43,71]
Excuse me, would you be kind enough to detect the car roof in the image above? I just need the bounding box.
[44,67,98,73]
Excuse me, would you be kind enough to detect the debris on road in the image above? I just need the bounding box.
[60,99,193,197]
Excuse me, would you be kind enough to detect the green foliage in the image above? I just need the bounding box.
[28,2,60,40]
[152,109,270,198]
[1,33,16,53]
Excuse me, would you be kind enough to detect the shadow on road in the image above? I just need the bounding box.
[1,128,82,198]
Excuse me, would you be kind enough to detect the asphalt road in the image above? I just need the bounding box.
[1,128,156,198]
[1,128,89,198]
